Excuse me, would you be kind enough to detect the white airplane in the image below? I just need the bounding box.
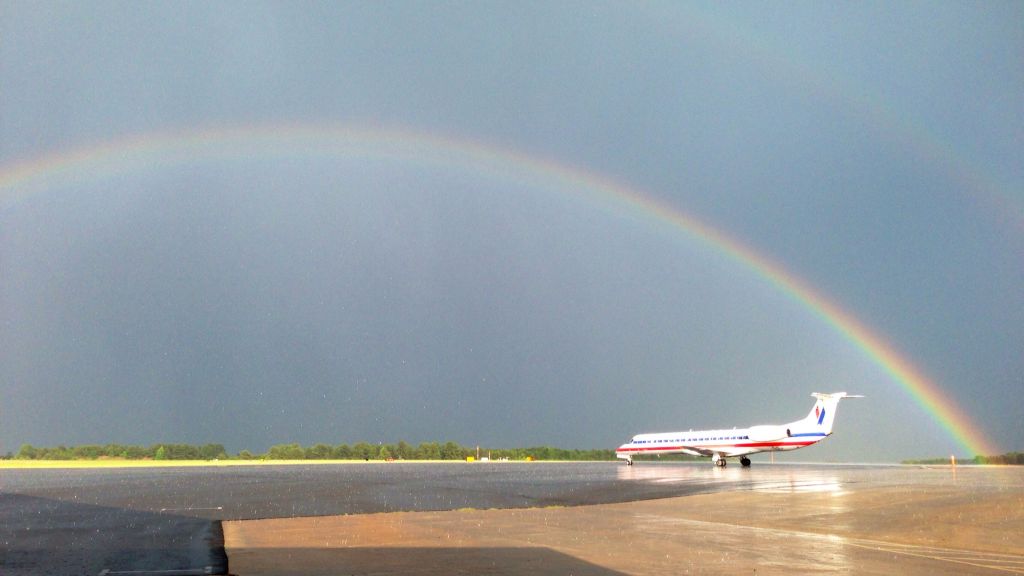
[616,392,863,467]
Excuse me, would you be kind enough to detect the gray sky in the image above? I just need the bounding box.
[1,2,1021,461]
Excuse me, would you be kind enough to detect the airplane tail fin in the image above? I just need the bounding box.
[801,392,864,435]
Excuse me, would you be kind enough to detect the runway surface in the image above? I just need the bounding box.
[2,462,1022,574]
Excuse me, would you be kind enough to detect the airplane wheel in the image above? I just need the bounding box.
[740,457,751,467]
[716,458,726,467]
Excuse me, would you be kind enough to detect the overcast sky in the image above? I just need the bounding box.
[1,2,1021,461]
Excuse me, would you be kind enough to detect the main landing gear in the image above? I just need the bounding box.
[714,455,752,467]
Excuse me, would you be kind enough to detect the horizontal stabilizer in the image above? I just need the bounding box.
[811,392,865,399]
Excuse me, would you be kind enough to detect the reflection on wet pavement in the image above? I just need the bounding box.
[617,461,844,493]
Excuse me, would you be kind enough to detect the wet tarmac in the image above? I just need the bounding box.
[227,463,1024,575]
[2,462,1021,574]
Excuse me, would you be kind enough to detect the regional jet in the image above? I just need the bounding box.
[616,392,863,467]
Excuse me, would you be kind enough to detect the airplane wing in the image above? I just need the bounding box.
[677,446,717,457]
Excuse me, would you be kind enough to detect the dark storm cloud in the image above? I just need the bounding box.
[1,2,1021,460]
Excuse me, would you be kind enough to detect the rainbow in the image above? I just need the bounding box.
[0,122,1001,457]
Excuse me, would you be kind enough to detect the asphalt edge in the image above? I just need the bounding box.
[209,520,231,575]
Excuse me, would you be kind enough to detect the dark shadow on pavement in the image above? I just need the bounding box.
[0,493,227,576]
[227,546,627,576]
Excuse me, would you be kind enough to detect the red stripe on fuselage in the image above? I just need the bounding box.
[615,441,817,454]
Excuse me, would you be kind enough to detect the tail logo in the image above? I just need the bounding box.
[816,406,826,425]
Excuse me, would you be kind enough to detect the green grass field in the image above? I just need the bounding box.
[0,459,549,469]
[0,459,396,469]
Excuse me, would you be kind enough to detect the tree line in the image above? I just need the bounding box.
[901,452,1024,465]
[10,443,1022,464]
[12,443,230,461]
[9,441,629,462]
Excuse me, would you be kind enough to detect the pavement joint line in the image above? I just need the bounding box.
[97,567,214,575]
[158,506,224,513]
[841,542,1024,575]
[628,512,1024,573]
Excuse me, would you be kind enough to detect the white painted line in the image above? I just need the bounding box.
[97,567,214,576]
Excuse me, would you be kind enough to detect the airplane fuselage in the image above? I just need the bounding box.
[615,392,861,466]
[615,427,826,459]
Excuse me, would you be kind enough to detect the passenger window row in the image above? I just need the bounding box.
[634,436,750,444]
